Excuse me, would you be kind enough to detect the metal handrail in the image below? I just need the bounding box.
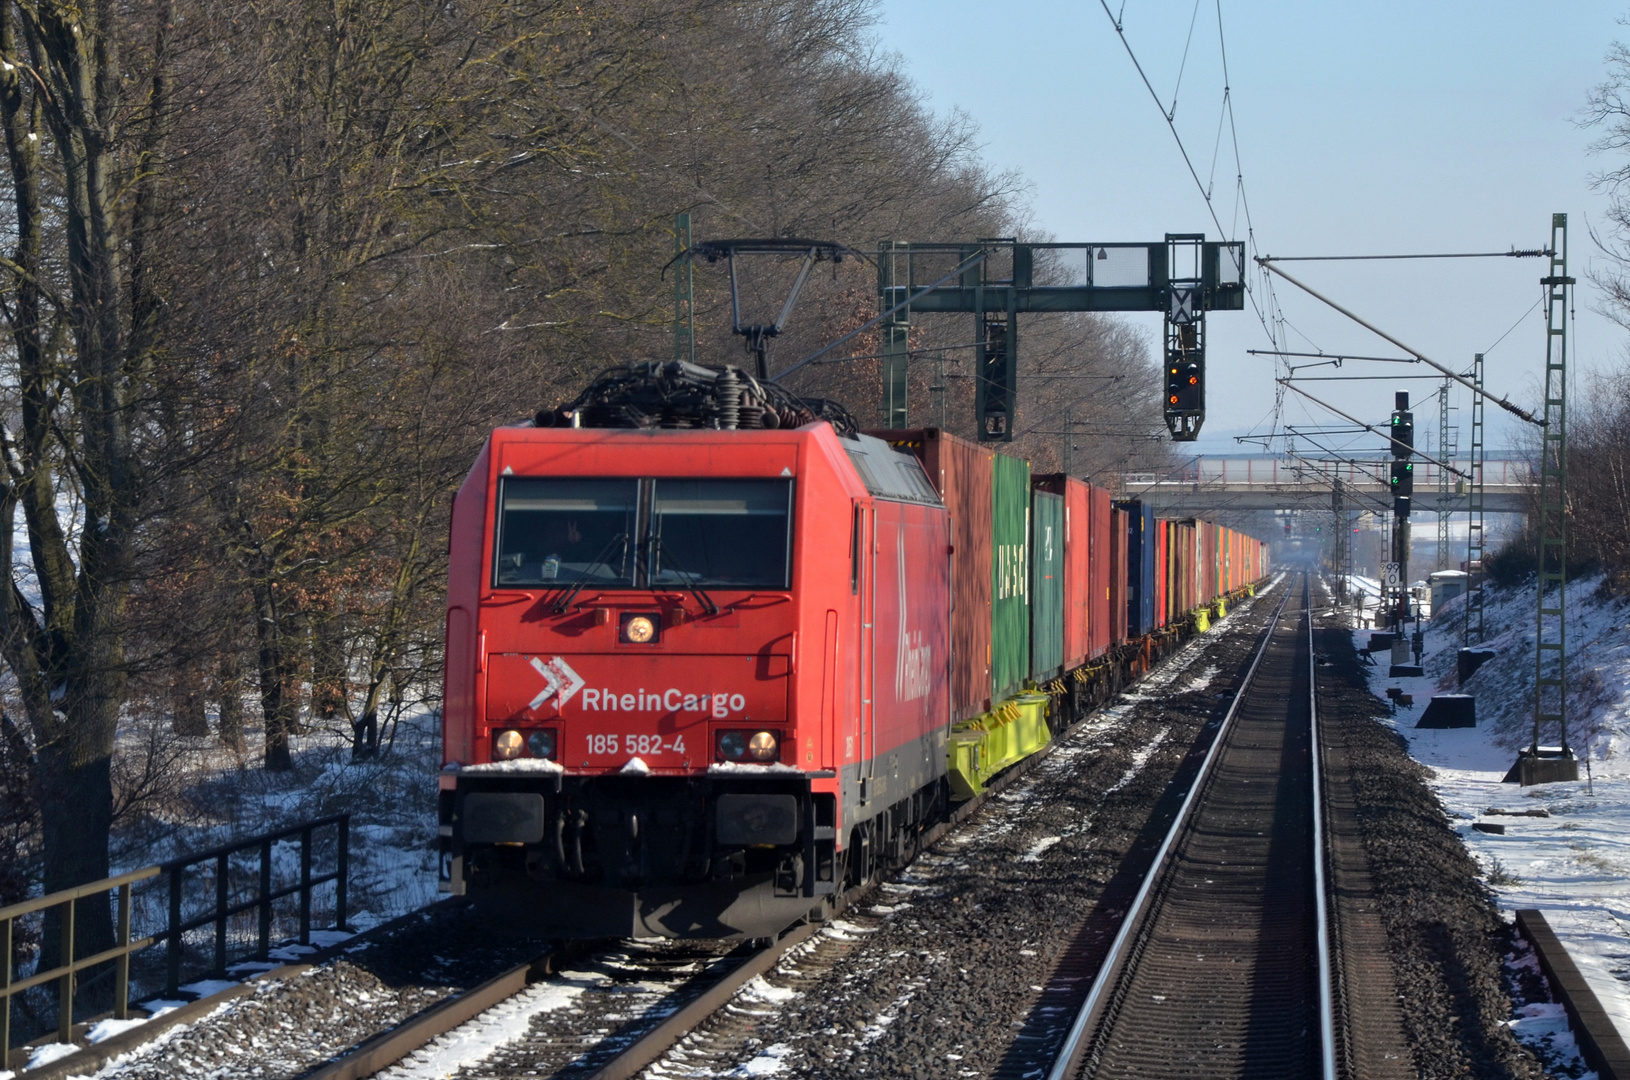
[0,868,159,1069]
[161,814,349,995]
[0,867,159,921]
[2,814,351,1067]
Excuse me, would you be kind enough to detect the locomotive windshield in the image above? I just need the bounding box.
[495,478,637,587]
[492,476,792,589]
[649,479,792,589]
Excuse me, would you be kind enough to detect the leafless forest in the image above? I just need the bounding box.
[0,0,1171,947]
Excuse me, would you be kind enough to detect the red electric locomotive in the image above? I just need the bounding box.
[438,363,952,937]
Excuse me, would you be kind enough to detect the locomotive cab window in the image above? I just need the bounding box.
[492,476,791,590]
[649,479,792,589]
[495,478,638,587]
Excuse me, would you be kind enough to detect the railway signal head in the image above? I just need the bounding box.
[1389,461,1414,497]
[1390,392,1414,459]
[1165,361,1202,411]
[1389,411,1414,457]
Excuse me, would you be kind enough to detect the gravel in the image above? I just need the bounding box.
[1314,590,1549,1079]
[95,574,1562,1080]
[87,905,543,1079]
[641,585,1284,1080]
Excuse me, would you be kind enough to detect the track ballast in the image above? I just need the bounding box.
[1051,575,1333,1079]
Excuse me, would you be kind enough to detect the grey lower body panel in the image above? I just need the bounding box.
[471,873,819,939]
[840,725,948,838]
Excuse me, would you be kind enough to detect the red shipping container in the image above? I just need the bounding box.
[1201,521,1218,603]
[1154,521,1169,628]
[1034,475,1093,669]
[1110,507,1129,644]
[874,429,994,721]
[1213,524,1223,598]
[1088,483,1113,659]
[1170,520,1196,617]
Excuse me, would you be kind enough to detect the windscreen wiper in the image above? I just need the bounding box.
[551,533,629,614]
[652,537,720,616]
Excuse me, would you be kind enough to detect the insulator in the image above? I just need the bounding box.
[554,361,854,435]
[717,367,742,430]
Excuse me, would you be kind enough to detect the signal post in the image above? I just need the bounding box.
[1386,391,1417,670]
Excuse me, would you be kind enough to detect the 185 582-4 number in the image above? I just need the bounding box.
[587,733,686,757]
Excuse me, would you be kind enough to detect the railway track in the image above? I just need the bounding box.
[349,932,810,1080]
[1048,573,1337,1080]
[37,580,1279,1080]
[288,590,1277,1080]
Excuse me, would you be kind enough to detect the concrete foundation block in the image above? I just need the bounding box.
[1458,648,1496,685]
[1417,694,1475,728]
[1502,750,1580,785]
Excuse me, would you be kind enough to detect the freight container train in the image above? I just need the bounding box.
[437,362,1267,938]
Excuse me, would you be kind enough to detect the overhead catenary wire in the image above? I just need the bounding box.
[1259,249,1551,262]
[1482,296,1545,357]
[1098,0,1227,242]
[774,250,990,380]
[1277,378,1468,479]
[1287,374,1460,382]
[1213,0,1290,355]
[1258,259,1543,426]
[1096,0,1287,353]
[1281,448,1395,516]
[808,341,979,365]
[1169,0,1206,121]
[1248,349,1420,365]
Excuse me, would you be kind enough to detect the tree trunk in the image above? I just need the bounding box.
[252,576,299,770]
[310,614,348,725]
[215,653,246,753]
[34,715,117,1009]
[171,668,208,736]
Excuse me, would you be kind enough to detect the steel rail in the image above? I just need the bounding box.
[298,590,1279,1080]
[304,956,554,1080]
[1046,579,1295,1080]
[1307,574,1338,1080]
[300,925,823,1080]
[578,925,816,1080]
[304,717,1090,1080]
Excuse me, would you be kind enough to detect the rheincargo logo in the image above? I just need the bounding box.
[579,688,748,717]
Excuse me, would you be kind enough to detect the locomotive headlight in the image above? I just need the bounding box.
[718,731,748,760]
[621,613,658,644]
[492,729,524,760]
[527,729,557,759]
[746,730,779,761]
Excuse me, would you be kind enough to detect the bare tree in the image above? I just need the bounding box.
[0,0,177,956]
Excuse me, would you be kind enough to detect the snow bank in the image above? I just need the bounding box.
[1351,572,1630,1044]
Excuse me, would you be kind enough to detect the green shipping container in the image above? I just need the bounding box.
[991,453,1031,703]
[1029,489,1064,681]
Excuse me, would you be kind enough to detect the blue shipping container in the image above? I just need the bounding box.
[1120,501,1158,636]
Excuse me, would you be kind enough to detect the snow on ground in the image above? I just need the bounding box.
[374,974,598,1079]
[1346,571,1630,1046]
[33,711,451,1009]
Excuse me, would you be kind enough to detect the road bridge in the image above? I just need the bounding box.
[1119,454,1530,514]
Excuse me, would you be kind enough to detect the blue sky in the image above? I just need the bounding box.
[876,0,1627,459]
